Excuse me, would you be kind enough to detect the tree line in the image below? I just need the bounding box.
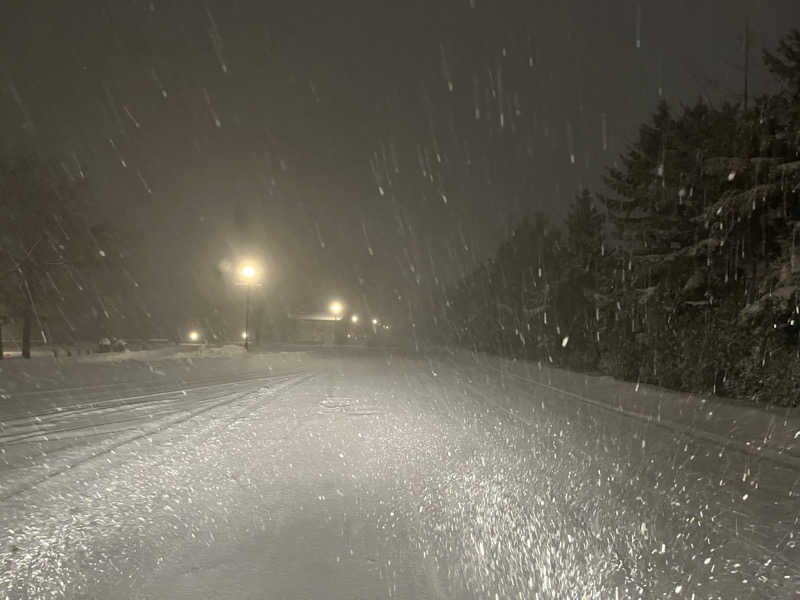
[433,30,800,407]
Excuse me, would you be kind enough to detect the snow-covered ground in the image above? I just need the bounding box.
[0,347,798,598]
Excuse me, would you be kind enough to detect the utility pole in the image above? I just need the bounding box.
[22,305,31,359]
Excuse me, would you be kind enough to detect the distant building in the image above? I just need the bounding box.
[287,313,339,345]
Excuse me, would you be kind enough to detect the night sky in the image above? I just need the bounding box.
[1,0,797,331]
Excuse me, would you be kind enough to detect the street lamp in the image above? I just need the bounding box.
[329,301,344,318]
[189,330,200,342]
[241,263,256,350]
[372,318,379,326]
[351,314,359,324]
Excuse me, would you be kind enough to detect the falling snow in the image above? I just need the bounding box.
[1,1,799,598]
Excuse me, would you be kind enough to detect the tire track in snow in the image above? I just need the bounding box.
[0,372,314,502]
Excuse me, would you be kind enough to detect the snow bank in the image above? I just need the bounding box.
[426,347,800,468]
[76,344,247,363]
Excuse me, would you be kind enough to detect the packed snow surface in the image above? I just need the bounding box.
[0,347,798,598]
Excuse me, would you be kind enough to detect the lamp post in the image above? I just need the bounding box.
[241,264,256,350]
[329,300,345,345]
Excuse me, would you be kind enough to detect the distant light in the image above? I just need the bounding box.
[189,330,200,342]
[372,318,379,326]
[241,331,248,339]
[242,265,256,279]
[351,314,359,323]
[330,301,344,316]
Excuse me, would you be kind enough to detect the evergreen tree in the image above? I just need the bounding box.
[557,188,605,368]
[598,99,745,385]
[696,29,800,400]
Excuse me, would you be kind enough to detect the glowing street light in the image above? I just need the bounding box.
[242,264,255,279]
[351,314,359,324]
[241,331,248,340]
[372,318,379,326]
[329,301,344,317]
[189,330,200,342]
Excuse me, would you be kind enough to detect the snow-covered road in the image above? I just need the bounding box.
[1,348,798,598]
